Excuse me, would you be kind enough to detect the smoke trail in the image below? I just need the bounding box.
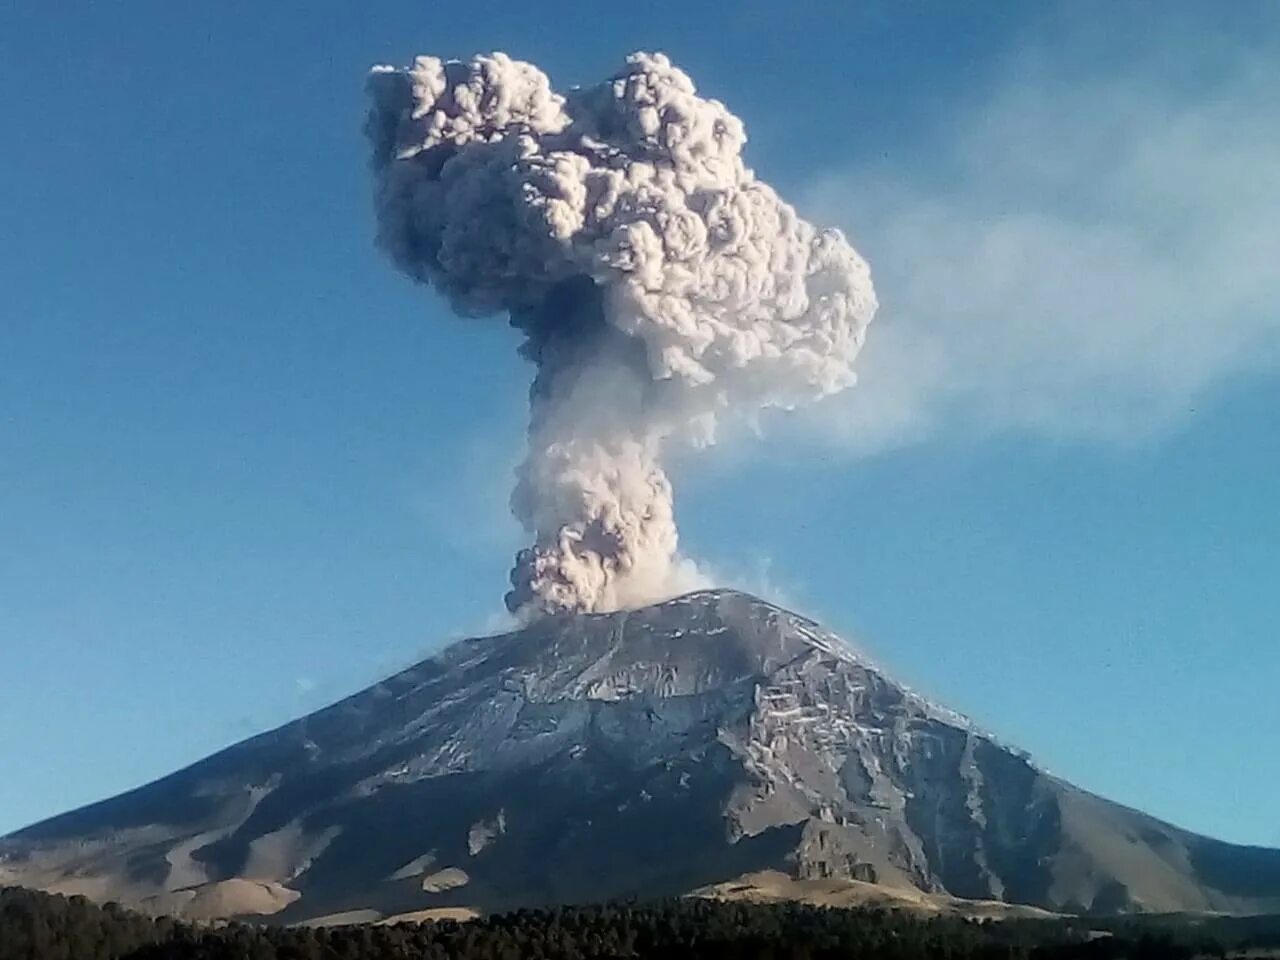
[366,52,877,616]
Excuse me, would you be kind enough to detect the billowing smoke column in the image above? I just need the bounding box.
[366,52,877,617]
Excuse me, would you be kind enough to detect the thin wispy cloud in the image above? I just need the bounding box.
[805,40,1280,454]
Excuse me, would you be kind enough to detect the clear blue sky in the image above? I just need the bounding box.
[2,2,1277,847]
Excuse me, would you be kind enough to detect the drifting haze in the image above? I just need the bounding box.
[366,52,876,616]
[807,47,1280,453]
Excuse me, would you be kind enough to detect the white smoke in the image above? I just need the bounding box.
[366,51,877,616]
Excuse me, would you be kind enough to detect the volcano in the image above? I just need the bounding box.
[4,590,1278,923]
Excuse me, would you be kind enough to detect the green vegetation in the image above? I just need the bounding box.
[4,885,1280,960]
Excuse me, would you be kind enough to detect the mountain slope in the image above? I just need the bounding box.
[3,589,1278,922]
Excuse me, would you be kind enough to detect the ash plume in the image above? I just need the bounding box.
[366,51,877,617]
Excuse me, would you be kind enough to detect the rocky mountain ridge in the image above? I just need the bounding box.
[4,589,1278,922]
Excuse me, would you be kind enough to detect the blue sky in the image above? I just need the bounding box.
[1,2,1277,847]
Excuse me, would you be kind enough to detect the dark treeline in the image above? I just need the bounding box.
[4,885,1279,960]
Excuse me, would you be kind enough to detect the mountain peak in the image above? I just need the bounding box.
[4,592,1279,922]
[459,587,868,703]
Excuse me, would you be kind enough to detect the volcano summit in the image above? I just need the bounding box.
[4,590,1278,923]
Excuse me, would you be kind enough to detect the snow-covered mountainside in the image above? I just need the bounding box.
[4,589,1279,922]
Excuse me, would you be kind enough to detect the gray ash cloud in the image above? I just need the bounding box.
[366,52,877,616]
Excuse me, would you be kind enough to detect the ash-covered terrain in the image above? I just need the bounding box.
[4,589,1278,923]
